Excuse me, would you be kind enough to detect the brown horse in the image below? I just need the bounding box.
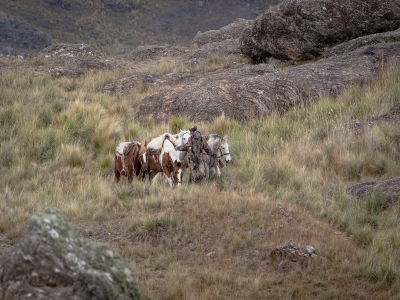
[114,141,147,183]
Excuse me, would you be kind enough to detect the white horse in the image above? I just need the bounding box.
[159,134,185,187]
[147,132,179,150]
[202,134,231,179]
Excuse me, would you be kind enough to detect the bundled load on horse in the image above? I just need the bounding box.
[114,141,147,183]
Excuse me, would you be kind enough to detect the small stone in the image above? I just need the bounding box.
[206,251,215,257]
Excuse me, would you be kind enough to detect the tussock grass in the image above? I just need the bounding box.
[1,59,400,299]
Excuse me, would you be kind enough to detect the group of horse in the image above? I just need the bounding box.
[114,130,231,186]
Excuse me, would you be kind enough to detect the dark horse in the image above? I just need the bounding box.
[114,141,148,183]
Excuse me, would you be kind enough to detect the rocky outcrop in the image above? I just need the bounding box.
[327,28,400,57]
[191,18,254,48]
[137,42,400,122]
[182,38,245,64]
[0,208,140,300]
[239,27,271,63]
[286,42,400,98]
[38,43,105,59]
[241,0,400,62]
[137,64,304,122]
[123,45,186,62]
[345,176,400,209]
[0,18,51,56]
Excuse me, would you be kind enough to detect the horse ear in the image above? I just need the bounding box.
[223,135,228,141]
[144,140,147,147]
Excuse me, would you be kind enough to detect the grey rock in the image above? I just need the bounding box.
[345,176,400,209]
[286,42,400,98]
[0,208,140,300]
[137,42,400,122]
[137,64,303,123]
[327,28,400,57]
[191,18,254,48]
[241,0,400,62]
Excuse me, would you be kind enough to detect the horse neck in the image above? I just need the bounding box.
[208,137,221,154]
[163,140,179,161]
[147,137,163,150]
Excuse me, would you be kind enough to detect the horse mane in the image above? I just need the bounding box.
[147,132,178,150]
[209,134,224,141]
[115,141,137,155]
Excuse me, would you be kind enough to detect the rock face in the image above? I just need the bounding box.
[191,18,254,48]
[137,64,305,122]
[0,208,140,300]
[0,18,52,56]
[345,176,400,209]
[241,0,400,61]
[137,42,400,122]
[286,42,400,98]
[327,28,400,57]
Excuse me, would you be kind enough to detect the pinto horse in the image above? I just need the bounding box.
[160,134,186,187]
[145,131,187,182]
[114,141,147,183]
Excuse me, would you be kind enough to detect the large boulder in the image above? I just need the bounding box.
[327,28,400,57]
[239,27,271,63]
[286,42,400,98]
[137,42,400,123]
[137,64,304,122]
[241,0,400,62]
[0,208,140,300]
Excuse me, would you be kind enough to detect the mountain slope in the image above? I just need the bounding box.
[0,0,279,56]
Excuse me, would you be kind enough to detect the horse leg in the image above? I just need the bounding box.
[205,162,210,179]
[127,166,134,183]
[115,171,121,183]
[114,158,121,183]
[216,166,221,177]
[161,165,173,187]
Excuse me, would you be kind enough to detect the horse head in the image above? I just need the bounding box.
[208,134,232,163]
[176,129,190,160]
[220,136,231,163]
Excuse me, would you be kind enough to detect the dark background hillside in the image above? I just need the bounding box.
[0,0,279,57]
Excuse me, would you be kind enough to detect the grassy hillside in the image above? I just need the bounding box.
[0,54,400,299]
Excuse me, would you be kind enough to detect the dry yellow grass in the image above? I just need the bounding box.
[0,57,400,299]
